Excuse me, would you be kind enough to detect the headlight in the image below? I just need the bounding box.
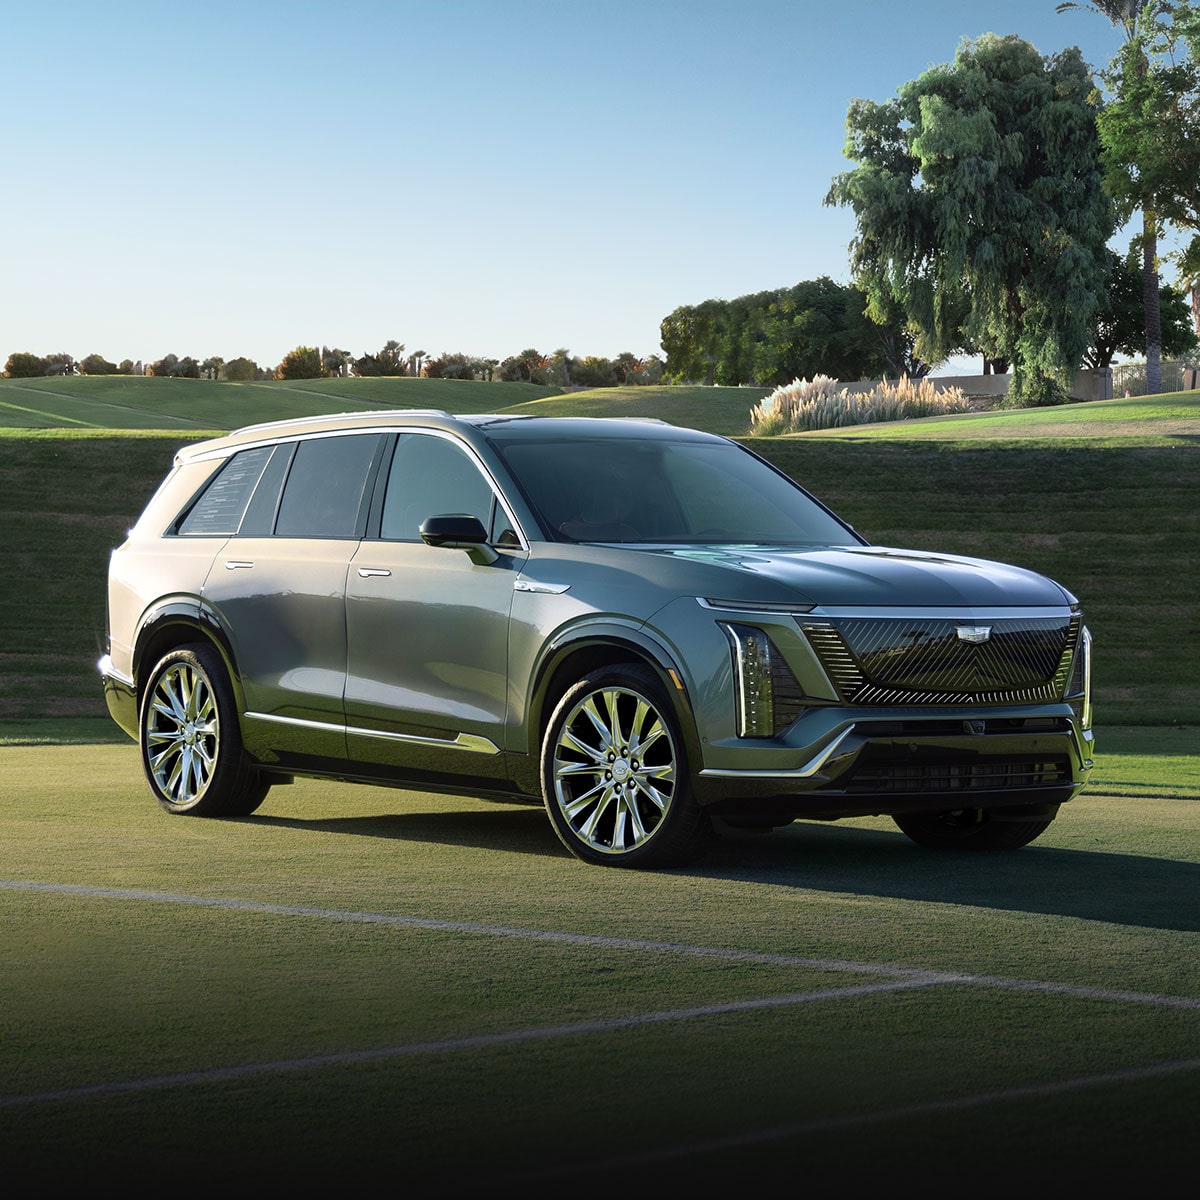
[719,622,808,738]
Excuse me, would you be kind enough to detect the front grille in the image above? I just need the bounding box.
[802,615,1079,706]
[845,759,1070,793]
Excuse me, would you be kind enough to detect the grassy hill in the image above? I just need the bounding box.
[1,377,1196,732]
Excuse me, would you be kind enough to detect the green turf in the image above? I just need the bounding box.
[0,741,1197,1188]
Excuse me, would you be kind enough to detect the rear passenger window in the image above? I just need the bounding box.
[238,442,295,536]
[176,445,274,535]
[274,434,381,538]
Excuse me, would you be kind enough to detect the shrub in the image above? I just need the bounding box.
[749,374,970,434]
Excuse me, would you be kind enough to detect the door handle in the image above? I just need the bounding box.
[357,567,392,578]
[225,560,254,570]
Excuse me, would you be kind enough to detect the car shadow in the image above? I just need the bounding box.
[696,820,1200,932]
[249,807,569,860]
[247,807,1200,932]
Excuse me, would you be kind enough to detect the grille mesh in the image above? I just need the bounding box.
[802,615,1080,706]
[846,759,1070,793]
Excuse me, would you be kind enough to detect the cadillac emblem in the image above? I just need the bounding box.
[956,625,992,644]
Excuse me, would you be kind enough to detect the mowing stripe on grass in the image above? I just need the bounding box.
[5,878,1200,1013]
[0,976,954,1110]
[518,1054,1200,1181]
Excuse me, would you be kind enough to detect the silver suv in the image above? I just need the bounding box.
[101,410,1094,867]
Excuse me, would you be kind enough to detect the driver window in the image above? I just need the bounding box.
[381,433,497,542]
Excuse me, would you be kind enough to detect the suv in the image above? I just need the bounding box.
[101,410,1094,868]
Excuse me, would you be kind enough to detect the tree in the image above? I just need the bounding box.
[221,357,258,381]
[1091,2,1200,348]
[4,352,45,377]
[1059,1,1170,392]
[79,353,119,375]
[148,354,179,377]
[498,348,552,383]
[1085,247,1195,365]
[659,280,919,387]
[423,352,494,380]
[199,357,224,380]
[1058,1,1168,391]
[42,353,77,376]
[827,35,1114,405]
[321,346,352,377]
[276,346,323,380]
[353,339,406,376]
[659,299,726,385]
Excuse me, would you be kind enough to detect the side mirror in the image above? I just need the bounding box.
[419,514,499,565]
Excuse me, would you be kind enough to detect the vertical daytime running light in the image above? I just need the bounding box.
[721,623,776,738]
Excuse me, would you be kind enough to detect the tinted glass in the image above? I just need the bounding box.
[380,433,496,541]
[176,445,274,535]
[238,442,295,536]
[274,434,380,538]
[497,437,856,545]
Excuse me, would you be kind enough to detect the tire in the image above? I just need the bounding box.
[893,807,1055,852]
[139,643,269,817]
[541,663,710,868]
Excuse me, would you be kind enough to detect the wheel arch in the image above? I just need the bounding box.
[527,628,701,768]
[133,600,242,709]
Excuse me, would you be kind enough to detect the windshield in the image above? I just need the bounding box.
[494,436,860,545]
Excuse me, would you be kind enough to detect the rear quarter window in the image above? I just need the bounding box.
[175,445,275,535]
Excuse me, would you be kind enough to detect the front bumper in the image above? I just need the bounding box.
[695,707,1094,820]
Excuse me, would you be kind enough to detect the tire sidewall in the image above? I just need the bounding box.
[139,642,245,815]
[540,663,706,868]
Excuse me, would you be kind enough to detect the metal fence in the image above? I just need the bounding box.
[1111,359,1200,397]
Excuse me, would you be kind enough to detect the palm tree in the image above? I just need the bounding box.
[1058,0,1163,393]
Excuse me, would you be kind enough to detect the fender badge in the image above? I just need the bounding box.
[956,625,992,644]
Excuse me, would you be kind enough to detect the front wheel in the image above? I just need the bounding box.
[139,643,269,817]
[893,807,1056,851]
[541,664,709,868]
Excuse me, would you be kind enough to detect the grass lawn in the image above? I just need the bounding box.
[1,736,1198,1189]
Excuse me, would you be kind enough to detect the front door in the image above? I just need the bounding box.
[343,431,524,786]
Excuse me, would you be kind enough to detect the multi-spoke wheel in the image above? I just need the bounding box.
[139,643,268,817]
[541,664,709,867]
[893,806,1057,851]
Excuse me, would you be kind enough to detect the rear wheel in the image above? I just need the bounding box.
[139,643,268,817]
[541,664,709,868]
[893,807,1055,851]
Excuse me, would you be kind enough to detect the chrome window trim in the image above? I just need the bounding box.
[190,425,532,553]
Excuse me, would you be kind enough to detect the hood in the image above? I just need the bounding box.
[649,544,1074,608]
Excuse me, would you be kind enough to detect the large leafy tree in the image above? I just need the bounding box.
[1060,0,1170,391]
[826,35,1114,405]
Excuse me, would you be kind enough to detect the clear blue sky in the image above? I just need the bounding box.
[0,0,1142,371]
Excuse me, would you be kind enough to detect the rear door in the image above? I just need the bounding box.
[202,432,384,762]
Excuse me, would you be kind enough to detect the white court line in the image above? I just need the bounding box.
[3,877,1199,1116]
[0,976,954,1110]
[4,878,1199,1009]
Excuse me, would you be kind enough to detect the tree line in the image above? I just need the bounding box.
[2,341,667,388]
